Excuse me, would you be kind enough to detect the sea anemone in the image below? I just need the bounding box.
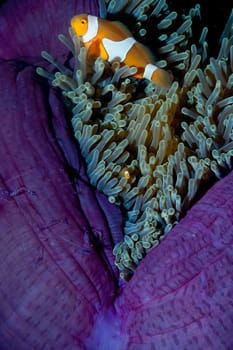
[38,0,233,280]
[1,0,233,349]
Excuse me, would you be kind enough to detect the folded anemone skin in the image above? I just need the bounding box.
[0,1,233,350]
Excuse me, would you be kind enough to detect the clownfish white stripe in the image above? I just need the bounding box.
[82,15,98,43]
[102,37,136,62]
[143,64,158,81]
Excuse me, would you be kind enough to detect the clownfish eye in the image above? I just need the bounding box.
[81,19,86,25]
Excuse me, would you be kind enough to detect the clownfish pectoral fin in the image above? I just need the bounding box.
[98,41,109,61]
[86,39,108,62]
[143,64,172,89]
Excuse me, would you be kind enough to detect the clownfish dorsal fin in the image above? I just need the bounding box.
[97,18,134,42]
[110,20,134,38]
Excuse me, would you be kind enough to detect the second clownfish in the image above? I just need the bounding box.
[71,14,172,89]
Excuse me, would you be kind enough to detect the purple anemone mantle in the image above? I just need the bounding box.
[0,1,233,349]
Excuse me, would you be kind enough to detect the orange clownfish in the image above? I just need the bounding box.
[70,14,172,89]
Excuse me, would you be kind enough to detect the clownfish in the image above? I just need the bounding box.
[71,14,172,89]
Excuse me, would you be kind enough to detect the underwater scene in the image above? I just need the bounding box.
[0,0,232,349]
